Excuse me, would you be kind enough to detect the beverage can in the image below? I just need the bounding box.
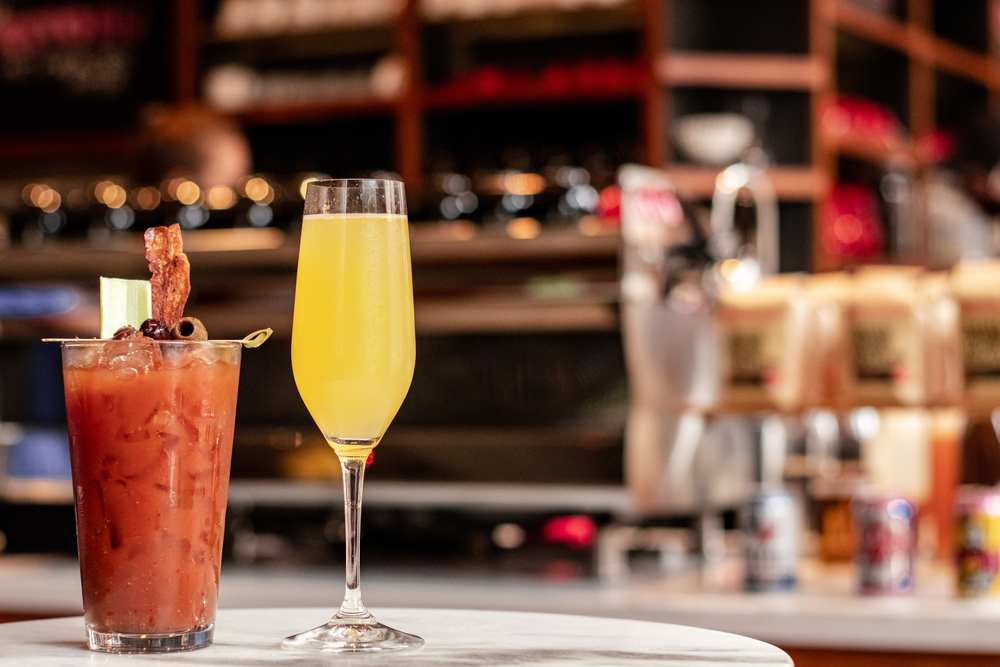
[852,495,916,595]
[811,474,866,563]
[744,489,798,592]
[954,486,1000,598]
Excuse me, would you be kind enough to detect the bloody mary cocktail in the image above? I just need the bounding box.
[62,338,241,653]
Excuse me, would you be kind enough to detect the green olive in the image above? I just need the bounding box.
[170,316,209,341]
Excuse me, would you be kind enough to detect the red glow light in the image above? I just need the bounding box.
[833,214,863,244]
[596,185,621,223]
[542,515,596,549]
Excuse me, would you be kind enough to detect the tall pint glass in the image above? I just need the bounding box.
[61,338,241,653]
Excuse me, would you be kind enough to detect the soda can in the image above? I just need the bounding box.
[744,489,798,592]
[852,495,917,595]
[954,486,1000,598]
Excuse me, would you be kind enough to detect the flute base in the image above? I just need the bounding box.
[281,614,424,653]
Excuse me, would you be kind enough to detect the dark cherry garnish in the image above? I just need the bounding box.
[112,325,142,340]
[140,318,172,340]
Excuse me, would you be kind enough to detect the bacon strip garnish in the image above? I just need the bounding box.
[143,224,191,329]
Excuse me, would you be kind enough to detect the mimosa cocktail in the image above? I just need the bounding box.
[291,212,414,456]
[282,179,423,652]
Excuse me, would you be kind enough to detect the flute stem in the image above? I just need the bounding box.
[338,456,369,619]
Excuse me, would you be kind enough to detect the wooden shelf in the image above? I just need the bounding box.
[0,226,620,282]
[825,0,1000,90]
[0,243,147,283]
[222,81,642,125]
[0,467,633,514]
[0,226,621,339]
[660,53,829,90]
[0,229,296,282]
[822,128,918,167]
[421,2,641,36]
[409,225,620,264]
[228,478,631,513]
[664,165,826,201]
[225,96,398,126]
[420,79,643,111]
[0,131,139,165]
[415,291,619,333]
[206,23,395,56]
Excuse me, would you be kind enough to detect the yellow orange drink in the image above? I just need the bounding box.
[291,212,415,459]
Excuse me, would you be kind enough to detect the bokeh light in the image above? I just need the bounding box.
[542,515,596,549]
[247,203,273,227]
[506,217,540,239]
[20,183,38,206]
[246,177,274,204]
[504,172,545,196]
[130,186,161,211]
[298,176,318,199]
[178,205,209,229]
[175,181,202,207]
[105,205,136,231]
[94,181,127,208]
[104,185,127,209]
[207,186,237,210]
[161,177,189,202]
[23,184,61,212]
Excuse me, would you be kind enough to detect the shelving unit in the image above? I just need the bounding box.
[2,0,1000,514]
[812,0,1000,269]
[1,0,998,271]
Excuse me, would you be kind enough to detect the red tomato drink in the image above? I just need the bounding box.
[61,339,241,652]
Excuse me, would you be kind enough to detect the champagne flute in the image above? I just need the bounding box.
[282,179,422,652]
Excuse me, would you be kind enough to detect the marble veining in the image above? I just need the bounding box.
[0,608,792,666]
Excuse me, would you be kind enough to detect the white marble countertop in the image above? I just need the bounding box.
[2,555,999,655]
[0,608,792,666]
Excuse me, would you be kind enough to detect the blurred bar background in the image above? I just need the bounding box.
[5,1,1000,664]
